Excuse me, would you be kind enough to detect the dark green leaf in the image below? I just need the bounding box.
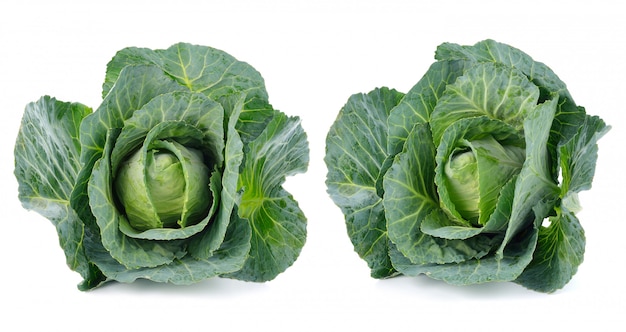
[187,94,245,259]
[515,204,585,292]
[387,60,465,155]
[515,113,609,292]
[325,88,404,278]
[103,42,268,102]
[430,62,539,145]
[14,96,107,289]
[91,207,251,284]
[497,98,561,258]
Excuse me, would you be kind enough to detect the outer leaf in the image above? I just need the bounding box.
[429,62,539,145]
[435,39,570,100]
[383,123,438,259]
[515,205,585,292]
[497,98,561,258]
[103,42,268,103]
[102,47,164,98]
[229,112,309,281]
[387,60,465,155]
[515,115,609,292]
[420,209,483,240]
[14,96,106,290]
[15,97,89,215]
[558,115,609,194]
[158,43,268,101]
[89,207,251,284]
[188,94,245,259]
[391,217,538,284]
[325,88,404,278]
[235,96,277,144]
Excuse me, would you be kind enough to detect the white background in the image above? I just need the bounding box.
[1,0,624,331]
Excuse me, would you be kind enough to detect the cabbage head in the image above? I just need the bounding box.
[14,43,309,290]
[325,39,609,292]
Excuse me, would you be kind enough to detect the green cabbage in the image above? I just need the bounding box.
[325,39,609,292]
[14,43,309,290]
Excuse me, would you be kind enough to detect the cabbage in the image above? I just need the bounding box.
[14,43,309,290]
[325,39,609,292]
